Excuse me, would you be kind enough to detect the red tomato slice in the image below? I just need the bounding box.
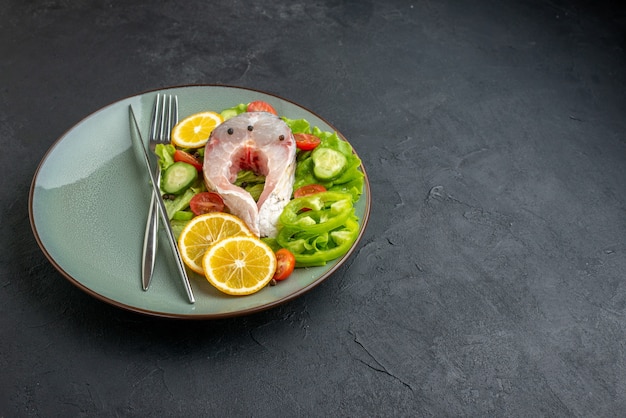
[174,150,203,172]
[189,192,225,215]
[247,100,277,115]
[294,184,327,199]
[294,133,321,151]
[273,248,295,281]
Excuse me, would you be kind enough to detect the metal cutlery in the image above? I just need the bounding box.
[142,94,178,291]
[129,102,195,304]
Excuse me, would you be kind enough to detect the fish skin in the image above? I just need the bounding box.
[203,112,296,237]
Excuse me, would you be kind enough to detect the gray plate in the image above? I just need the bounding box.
[29,85,371,319]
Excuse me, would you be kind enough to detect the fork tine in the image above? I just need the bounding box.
[165,95,173,142]
[164,96,170,142]
[150,93,161,141]
[172,95,179,134]
[159,95,168,141]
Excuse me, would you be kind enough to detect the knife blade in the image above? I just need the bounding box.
[128,105,195,304]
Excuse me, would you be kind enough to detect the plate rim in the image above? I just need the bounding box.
[28,83,372,319]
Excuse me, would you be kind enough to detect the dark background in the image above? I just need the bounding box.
[2,0,625,416]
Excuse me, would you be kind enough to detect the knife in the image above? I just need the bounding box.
[142,185,158,291]
[128,105,195,304]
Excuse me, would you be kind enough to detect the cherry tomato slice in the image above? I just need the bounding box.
[174,150,203,172]
[247,100,277,115]
[189,192,225,215]
[294,184,327,199]
[273,248,296,281]
[294,133,321,151]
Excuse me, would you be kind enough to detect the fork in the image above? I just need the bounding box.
[141,93,178,291]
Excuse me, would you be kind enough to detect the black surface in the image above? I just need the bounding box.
[3,0,626,416]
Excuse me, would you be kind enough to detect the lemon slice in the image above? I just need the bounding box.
[171,111,223,148]
[202,236,277,295]
[178,212,253,274]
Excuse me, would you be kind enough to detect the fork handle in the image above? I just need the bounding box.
[141,169,160,290]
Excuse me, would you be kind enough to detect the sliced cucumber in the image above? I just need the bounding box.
[161,162,198,194]
[312,147,347,180]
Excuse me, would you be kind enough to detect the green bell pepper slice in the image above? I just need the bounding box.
[279,191,354,234]
[277,215,360,267]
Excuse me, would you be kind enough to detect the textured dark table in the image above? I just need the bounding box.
[2,0,625,416]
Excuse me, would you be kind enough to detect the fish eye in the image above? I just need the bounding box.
[279,135,285,141]
[227,128,234,135]
[247,125,254,131]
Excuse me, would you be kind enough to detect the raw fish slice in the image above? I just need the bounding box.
[203,112,296,237]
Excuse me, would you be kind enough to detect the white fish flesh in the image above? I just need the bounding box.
[203,112,296,237]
